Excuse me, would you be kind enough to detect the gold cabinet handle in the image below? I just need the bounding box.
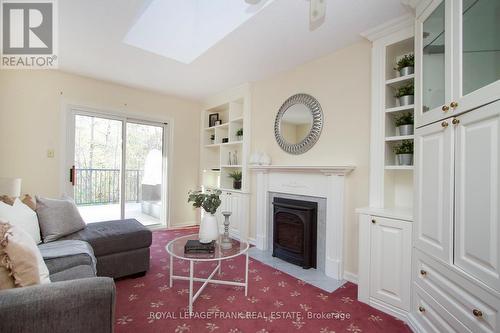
[419,306,426,313]
[420,270,427,276]
[442,105,450,112]
[441,121,449,128]
[472,309,483,318]
[450,101,458,109]
[371,219,376,224]
[452,118,460,125]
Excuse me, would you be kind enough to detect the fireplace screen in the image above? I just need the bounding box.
[272,197,317,269]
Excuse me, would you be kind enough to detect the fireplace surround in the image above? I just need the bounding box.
[251,165,355,280]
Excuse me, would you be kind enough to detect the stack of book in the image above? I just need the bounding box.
[184,240,216,254]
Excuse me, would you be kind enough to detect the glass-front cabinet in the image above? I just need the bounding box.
[415,0,500,127]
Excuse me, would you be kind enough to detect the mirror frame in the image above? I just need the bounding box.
[274,93,324,155]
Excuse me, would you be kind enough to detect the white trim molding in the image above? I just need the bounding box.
[250,165,355,280]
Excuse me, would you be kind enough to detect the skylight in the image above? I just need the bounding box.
[124,0,273,64]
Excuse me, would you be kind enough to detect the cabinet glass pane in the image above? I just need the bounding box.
[422,2,446,113]
[462,0,500,96]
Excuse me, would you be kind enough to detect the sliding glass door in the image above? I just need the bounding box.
[67,109,168,227]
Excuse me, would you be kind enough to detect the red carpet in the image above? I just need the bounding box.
[115,228,412,333]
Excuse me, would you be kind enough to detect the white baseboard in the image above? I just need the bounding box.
[343,271,358,284]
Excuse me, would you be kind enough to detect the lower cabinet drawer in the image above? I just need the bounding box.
[412,283,471,333]
[414,249,500,333]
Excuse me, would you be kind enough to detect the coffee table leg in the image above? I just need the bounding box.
[188,261,194,315]
[169,255,173,288]
[245,251,249,297]
[218,259,221,275]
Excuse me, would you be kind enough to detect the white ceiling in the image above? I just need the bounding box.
[59,0,408,100]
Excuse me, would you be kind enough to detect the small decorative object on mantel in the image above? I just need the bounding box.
[394,112,414,136]
[184,239,215,254]
[210,134,215,144]
[228,170,242,190]
[222,137,229,143]
[249,152,272,166]
[393,140,414,166]
[209,113,219,127]
[395,83,414,106]
[214,120,222,126]
[236,128,243,141]
[249,152,262,165]
[188,189,222,243]
[220,211,232,250]
[394,53,414,77]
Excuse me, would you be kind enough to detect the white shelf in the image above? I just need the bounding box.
[385,165,414,170]
[221,165,242,168]
[230,116,243,122]
[204,143,220,148]
[385,135,414,142]
[386,74,415,88]
[205,123,229,131]
[221,141,243,146]
[386,105,415,113]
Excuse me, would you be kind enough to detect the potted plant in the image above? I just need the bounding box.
[394,54,414,76]
[393,140,414,166]
[236,128,243,141]
[210,134,215,144]
[228,170,242,190]
[395,83,414,106]
[394,112,414,136]
[188,189,222,243]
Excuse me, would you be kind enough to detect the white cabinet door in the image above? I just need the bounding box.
[415,0,454,127]
[414,119,454,262]
[454,100,500,291]
[370,217,412,311]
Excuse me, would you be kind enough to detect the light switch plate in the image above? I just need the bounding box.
[47,149,55,158]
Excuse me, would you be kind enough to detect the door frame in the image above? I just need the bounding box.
[61,102,173,228]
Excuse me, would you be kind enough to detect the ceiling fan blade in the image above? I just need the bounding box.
[310,0,327,30]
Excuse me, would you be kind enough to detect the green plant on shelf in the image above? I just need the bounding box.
[187,189,221,215]
[227,170,242,181]
[395,83,414,98]
[394,112,414,127]
[394,54,414,71]
[393,140,414,155]
[236,128,243,137]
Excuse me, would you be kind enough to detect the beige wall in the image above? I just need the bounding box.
[249,41,372,275]
[0,70,201,226]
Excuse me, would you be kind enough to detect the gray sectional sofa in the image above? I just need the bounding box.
[0,218,152,333]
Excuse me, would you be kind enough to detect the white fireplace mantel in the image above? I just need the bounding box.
[250,165,355,280]
[249,165,355,175]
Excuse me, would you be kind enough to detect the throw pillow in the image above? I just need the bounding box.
[36,196,86,243]
[0,222,15,290]
[0,199,42,244]
[0,220,50,288]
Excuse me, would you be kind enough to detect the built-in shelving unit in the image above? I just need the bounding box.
[200,92,249,193]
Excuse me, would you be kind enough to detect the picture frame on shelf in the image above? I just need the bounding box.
[209,113,219,127]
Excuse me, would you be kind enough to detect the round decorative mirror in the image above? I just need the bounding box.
[274,93,323,154]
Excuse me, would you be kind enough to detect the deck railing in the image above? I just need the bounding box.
[75,168,143,205]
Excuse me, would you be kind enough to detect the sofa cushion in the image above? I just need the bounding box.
[49,265,96,282]
[38,240,96,276]
[0,199,41,244]
[60,219,152,257]
[0,220,50,288]
[36,196,85,243]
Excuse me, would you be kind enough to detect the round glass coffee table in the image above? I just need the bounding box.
[166,234,250,314]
